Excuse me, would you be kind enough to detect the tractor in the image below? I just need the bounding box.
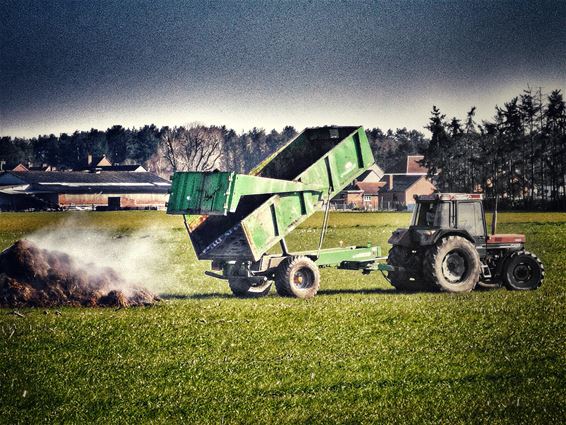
[386,193,544,292]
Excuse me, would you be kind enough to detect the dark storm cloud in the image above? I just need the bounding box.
[1,0,565,136]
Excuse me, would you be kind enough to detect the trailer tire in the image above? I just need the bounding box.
[275,256,320,299]
[503,250,544,290]
[424,236,480,293]
[387,246,431,292]
[228,278,271,298]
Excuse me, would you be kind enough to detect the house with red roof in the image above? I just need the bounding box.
[378,155,436,210]
[331,163,385,210]
[332,156,436,210]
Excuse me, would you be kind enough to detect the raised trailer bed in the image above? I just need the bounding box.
[167,126,389,298]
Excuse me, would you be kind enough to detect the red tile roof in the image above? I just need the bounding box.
[385,155,427,174]
[354,181,385,194]
[407,155,427,174]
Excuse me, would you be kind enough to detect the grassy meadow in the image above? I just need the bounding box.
[1,210,565,424]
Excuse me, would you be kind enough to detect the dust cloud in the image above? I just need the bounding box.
[0,219,172,307]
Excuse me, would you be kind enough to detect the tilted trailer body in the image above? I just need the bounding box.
[167,126,389,298]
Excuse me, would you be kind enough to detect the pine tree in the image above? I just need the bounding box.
[422,106,450,191]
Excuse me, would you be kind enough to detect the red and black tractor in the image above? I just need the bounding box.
[387,193,544,292]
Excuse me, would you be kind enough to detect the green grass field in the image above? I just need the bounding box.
[1,211,565,424]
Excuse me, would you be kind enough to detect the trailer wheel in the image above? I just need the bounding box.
[424,236,480,292]
[275,256,320,299]
[503,251,544,290]
[228,278,271,298]
[386,246,431,292]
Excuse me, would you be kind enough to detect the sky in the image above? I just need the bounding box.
[1,0,565,138]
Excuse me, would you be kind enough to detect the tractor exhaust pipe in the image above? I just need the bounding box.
[491,193,498,235]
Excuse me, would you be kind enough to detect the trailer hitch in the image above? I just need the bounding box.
[362,263,404,274]
[204,271,228,280]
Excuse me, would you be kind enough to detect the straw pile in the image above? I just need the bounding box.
[0,240,159,308]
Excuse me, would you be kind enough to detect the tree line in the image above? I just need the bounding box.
[0,124,298,176]
[421,88,566,209]
[1,86,564,209]
[0,123,425,177]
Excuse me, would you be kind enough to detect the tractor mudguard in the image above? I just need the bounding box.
[431,229,476,245]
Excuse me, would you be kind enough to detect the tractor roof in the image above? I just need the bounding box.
[415,193,484,201]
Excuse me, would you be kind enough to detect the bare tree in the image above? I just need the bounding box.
[159,123,223,172]
[159,127,180,172]
[147,145,172,178]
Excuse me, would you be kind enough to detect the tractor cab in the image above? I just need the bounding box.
[390,193,488,249]
[410,193,488,246]
[411,194,526,248]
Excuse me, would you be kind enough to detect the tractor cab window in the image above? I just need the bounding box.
[412,202,450,227]
[457,202,484,236]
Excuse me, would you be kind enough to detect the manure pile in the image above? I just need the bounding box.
[0,240,159,308]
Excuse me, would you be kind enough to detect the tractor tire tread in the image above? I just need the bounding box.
[503,250,544,290]
[424,235,480,293]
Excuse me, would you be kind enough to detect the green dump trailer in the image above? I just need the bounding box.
[167,126,388,298]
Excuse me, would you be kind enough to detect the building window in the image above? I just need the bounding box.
[363,195,371,202]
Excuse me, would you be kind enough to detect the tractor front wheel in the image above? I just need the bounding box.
[275,256,320,299]
[503,251,544,290]
[424,236,480,292]
[228,278,272,298]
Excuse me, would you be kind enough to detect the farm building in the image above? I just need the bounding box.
[333,181,385,210]
[378,174,436,210]
[332,157,436,210]
[332,164,385,210]
[11,155,148,173]
[86,154,112,168]
[11,163,57,172]
[76,164,147,172]
[76,154,147,172]
[377,155,435,210]
[0,170,170,211]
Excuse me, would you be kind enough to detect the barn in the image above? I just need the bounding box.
[0,171,170,211]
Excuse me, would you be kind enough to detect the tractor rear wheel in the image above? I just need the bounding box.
[424,236,480,292]
[503,251,544,290]
[228,278,272,298]
[275,256,320,299]
[387,246,431,292]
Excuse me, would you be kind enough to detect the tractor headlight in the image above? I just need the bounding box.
[416,230,435,243]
